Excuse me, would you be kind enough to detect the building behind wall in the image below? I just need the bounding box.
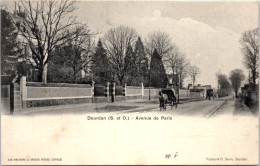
[1,8,37,81]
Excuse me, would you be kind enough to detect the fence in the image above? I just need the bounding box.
[115,86,124,96]
[143,88,160,99]
[1,85,10,114]
[179,89,190,99]
[143,88,192,100]
[94,84,106,97]
[1,76,206,113]
[125,84,143,100]
[27,84,92,99]
[22,77,93,108]
[23,79,144,107]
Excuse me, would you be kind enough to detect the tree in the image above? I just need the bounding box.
[240,28,259,90]
[47,59,74,83]
[15,0,84,83]
[48,26,94,83]
[17,61,33,79]
[145,30,173,58]
[133,37,149,85]
[217,73,232,96]
[1,9,18,75]
[176,54,190,88]
[124,43,137,85]
[91,40,111,84]
[163,43,190,88]
[188,65,200,87]
[149,49,168,88]
[103,25,138,85]
[229,69,245,98]
[164,45,180,85]
[66,26,94,83]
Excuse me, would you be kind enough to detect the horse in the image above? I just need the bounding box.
[159,91,168,111]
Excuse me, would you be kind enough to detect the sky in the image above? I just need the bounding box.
[2,1,259,88]
[73,1,258,88]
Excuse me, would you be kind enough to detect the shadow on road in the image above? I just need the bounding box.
[234,98,255,116]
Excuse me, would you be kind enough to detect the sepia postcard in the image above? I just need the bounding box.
[1,0,259,165]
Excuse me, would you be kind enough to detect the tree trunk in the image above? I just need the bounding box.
[235,90,238,98]
[38,65,43,82]
[73,68,77,84]
[74,74,77,84]
[235,84,238,98]
[42,64,48,83]
[172,68,175,85]
[118,74,124,85]
[252,70,256,91]
[179,74,182,89]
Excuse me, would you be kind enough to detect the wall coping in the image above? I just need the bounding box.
[26,82,92,88]
[126,86,142,89]
[125,94,142,96]
[26,96,92,101]
[143,87,161,89]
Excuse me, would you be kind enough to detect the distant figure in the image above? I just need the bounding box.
[206,89,213,100]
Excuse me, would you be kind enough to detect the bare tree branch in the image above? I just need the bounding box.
[145,30,173,58]
[103,25,138,85]
[188,65,200,87]
[14,0,81,82]
[240,28,259,90]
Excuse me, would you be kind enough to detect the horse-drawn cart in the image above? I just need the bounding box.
[206,89,214,100]
[159,88,178,111]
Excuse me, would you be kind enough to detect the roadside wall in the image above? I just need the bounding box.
[143,88,160,99]
[179,89,190,99]
[23,78,93,108]
[190,91,204,99]
[3,77,206,112]
[125,85,143,100]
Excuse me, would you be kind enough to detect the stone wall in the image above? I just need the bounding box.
[26,97,92,108]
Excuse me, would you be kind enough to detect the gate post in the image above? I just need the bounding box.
[141,82,144,100]
[123,83,127,96]
[92,81,95,103]
[20,76,27,109]
[123,83,127,101]
[106,82,110,103]
[112,82,116,102]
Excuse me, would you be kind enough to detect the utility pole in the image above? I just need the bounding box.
[148,69,151,100]
[178,73,180,103]
[175,69,180,103]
